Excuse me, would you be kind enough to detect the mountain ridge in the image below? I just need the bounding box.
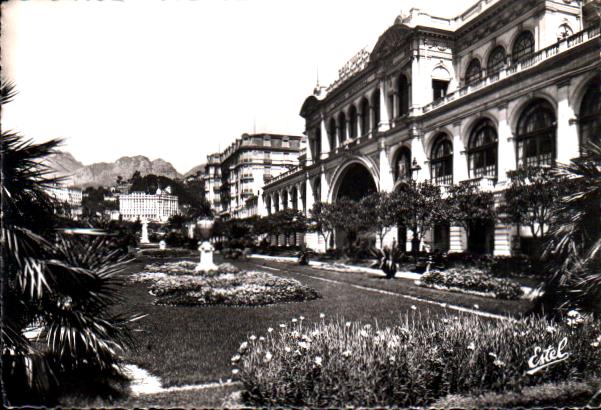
[45,151,204,187]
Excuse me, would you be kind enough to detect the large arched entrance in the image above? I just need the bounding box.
[333,162,378,249]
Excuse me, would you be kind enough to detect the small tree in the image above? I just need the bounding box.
[500,166,570,257]
[330,197,367,250]
[444,181,497,248]
[393,180,445,253]
[359,191,400,249]
[309,202,337,250]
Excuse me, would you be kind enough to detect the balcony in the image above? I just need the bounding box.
[465,176,496,191]
[422,25,600,114]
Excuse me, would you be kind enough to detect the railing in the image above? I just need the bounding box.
[465,176,496,191]
[265,165,303,186]
[422,25,600,114]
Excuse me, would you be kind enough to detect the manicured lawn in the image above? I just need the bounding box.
[115,255,476,388]
[244,258,533,318]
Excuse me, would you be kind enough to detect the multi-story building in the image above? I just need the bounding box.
[118,187,179,223]
[203,133,305,219]
[261,0,601,254]
[46,185,83,219]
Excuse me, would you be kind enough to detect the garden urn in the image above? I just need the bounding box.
[195,218,217,272]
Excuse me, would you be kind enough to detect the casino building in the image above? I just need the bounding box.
[261,0,601,254]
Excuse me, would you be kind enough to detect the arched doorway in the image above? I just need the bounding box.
[334,162,378,249]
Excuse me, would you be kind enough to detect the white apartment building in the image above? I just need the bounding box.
[118,187,179,223]
[203,133,305,219]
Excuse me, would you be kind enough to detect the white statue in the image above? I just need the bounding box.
[140,220,150,244]
[159,240,166,250]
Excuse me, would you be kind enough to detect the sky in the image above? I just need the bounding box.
[2,0,474,174]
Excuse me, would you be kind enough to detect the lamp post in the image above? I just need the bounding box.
[411,157,422,180]
[195,218,218,272]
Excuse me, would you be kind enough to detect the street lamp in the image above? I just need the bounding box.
[411,158,422,180]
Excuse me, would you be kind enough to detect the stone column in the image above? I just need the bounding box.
[452,121,468,184]
[320,115,331,159]
[305,129,314,166]
[494,102,515,256]
[368,103,375,138]
[556,80,579,163]
[392,91,399,122]
[496,102,516,186]
[345,117,352,143]
[320,166,330,203]
[378,79,391,132]
[449,226,465,253]
[257,189,267,217]
[411,132,429,182]
[379,140,394,192]
[356,106,363,140]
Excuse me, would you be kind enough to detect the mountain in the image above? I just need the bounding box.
[184,163,206,179]
[45,151,183,187]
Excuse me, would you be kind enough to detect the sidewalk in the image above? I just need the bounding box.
[250,253,538,300]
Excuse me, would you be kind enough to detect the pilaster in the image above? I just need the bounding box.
[556,80,579,163]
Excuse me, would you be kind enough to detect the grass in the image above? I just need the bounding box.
[237,312,601,407]
[246,259,533,317]
[115,256,465,388]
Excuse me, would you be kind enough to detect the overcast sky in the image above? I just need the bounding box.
[2,0,474,174]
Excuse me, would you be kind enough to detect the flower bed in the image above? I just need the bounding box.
[131,262,320,306]
[418,268,524,300]
[235,312,601,407]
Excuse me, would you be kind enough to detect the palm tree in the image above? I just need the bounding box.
[536,141,601,314]
[1,81,136,405]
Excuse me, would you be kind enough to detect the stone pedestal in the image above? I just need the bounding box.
[195,241,218,272]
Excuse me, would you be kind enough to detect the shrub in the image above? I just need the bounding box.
[236,313,601,407]
[490,255,534,278]
[420,267,524,299]
[140,248,194,258]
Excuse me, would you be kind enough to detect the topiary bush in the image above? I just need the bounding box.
[419,267,524,299]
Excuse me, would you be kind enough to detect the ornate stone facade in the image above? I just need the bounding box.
[262,0,601,254]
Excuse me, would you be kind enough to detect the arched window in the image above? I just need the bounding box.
[512,31,534,64]
[487,46,506,75]
[579,78,601,148]
[468,118,498,178]
[516,99,556,167]
[397,74,409,116]
[349,105,358,139]
[394,147,412,181]
[465,59,482,85]
[313,178,321,202]
[314,127,322,159]
[372,89,381,134]
[430,135,453,185]
[338,112,347,144]
[329,118,337,149]
[360,98,370,136]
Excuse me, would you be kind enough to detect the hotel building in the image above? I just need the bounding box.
[261,0,601,254]
[118,187,179,223]
[203,133,305,219]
